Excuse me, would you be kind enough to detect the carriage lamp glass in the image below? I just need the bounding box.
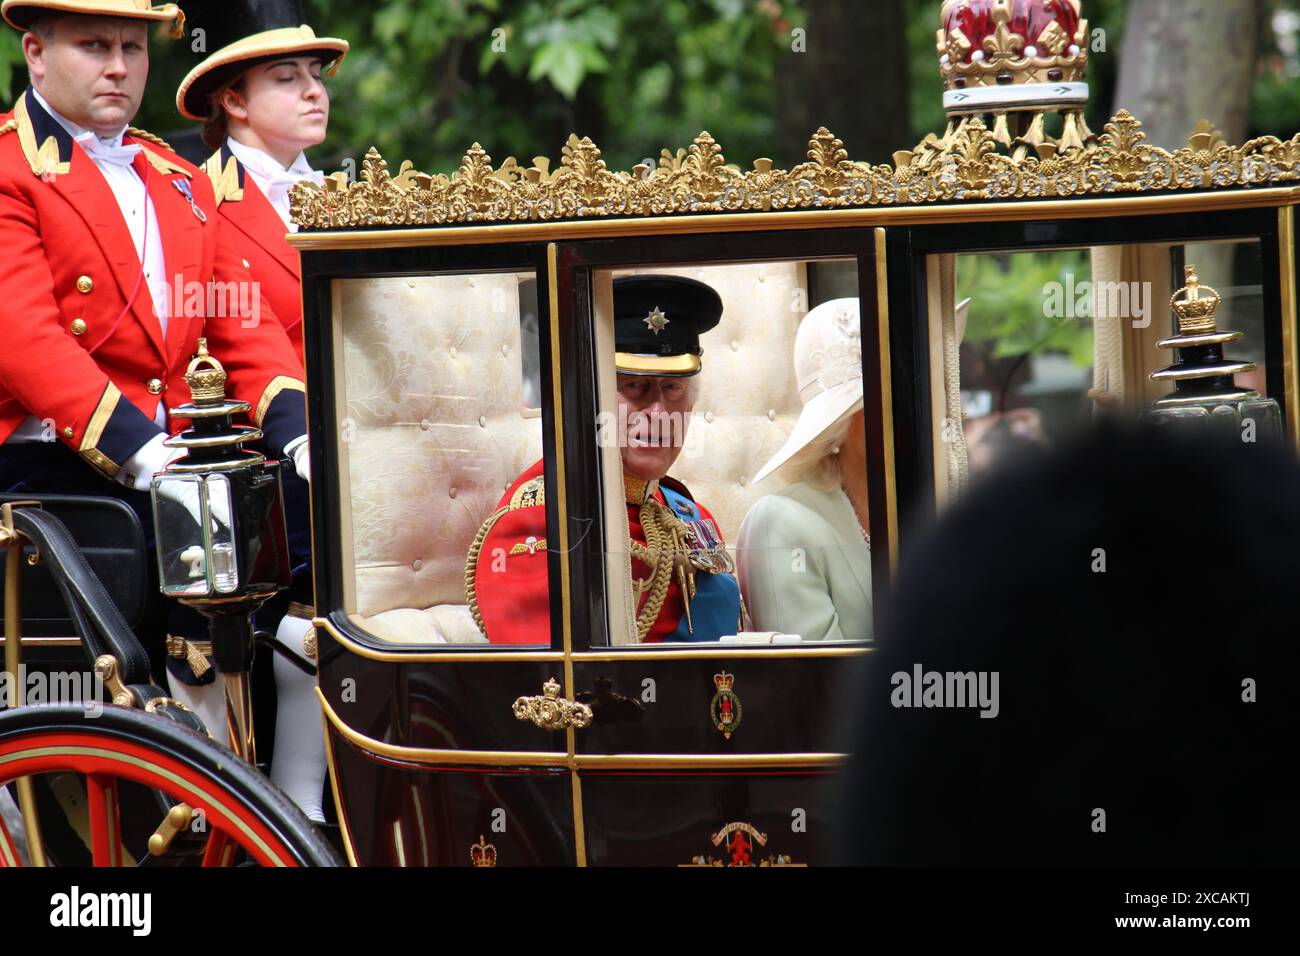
[153,473,239,597]
[1143,265,1283,441]
[150,339,292,603]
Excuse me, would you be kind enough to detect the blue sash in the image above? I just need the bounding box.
[659,484,741,643]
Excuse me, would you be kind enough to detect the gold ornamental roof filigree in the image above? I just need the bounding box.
[290,113,1300,231]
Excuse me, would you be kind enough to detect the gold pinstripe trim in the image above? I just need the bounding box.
[78,382,123,478]
[253,376,306,427]
[1280,207,1298,449]
[203,151,243,206]
[14,95,68,178]
[319,688,844,769]
[0,744,289,866]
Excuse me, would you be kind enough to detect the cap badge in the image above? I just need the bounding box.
[644,306,670,335]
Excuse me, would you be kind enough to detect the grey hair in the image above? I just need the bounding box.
[684,372,703,406]
[778,409,857,491]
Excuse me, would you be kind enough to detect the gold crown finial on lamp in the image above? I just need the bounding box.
[184,337,229,406]
[1169,265,1223,337]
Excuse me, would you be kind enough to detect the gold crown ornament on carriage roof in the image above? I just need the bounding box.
[288,0,1300,230]
[938,0,1089,114]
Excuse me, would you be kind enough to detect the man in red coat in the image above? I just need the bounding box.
[0,1,311,703]
[467,275,743,645]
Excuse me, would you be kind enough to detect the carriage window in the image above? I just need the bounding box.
[936,238,1270,500]
[590,259,873,646]
[331,271,549,647]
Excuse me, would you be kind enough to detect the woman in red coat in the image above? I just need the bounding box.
[175,0,347,827]
[176,0,346,358]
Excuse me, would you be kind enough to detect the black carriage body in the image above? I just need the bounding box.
[291,133,1300,866]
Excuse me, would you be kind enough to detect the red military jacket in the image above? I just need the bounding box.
[200,144,307,358]
[467,458,739,645]
[0,89,308,478]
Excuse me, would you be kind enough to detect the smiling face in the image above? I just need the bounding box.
[24,16,148,136]
[617,374,696,481]
[221,56,329,167]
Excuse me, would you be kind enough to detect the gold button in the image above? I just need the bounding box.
[76,275,93,293]
[70,318,87,336]
[62,426,73,438]
[147,378,163,395]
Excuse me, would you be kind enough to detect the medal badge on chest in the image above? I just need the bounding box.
[683,516,735,575]
[173,179,208,223]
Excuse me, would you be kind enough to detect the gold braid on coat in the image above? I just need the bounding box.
[629,499,697,641]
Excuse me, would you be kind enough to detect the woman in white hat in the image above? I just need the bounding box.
[736,298,874,643]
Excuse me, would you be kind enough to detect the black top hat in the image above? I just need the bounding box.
[614,275,724,377]
[176,0,347,120]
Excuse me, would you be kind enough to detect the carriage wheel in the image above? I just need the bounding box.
[0,704,339,867]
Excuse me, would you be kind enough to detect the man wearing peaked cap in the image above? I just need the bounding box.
[467,275,745,645]
[0,0,311,722]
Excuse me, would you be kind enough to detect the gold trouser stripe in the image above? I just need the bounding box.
[253,376,306,427]
[165,635,212,678]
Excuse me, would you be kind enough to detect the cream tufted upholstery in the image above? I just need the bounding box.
[332,263,810,645]
[617,262,806,544]
[333,274,541,644]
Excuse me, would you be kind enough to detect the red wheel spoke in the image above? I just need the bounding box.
[0,794,21,867]
[0,713,327,866]
[85,773,122,868]
[201,828,237,868]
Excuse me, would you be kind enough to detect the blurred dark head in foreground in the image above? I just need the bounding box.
[839,421,1300,864]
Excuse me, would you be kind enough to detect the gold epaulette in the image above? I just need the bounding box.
[464,505,509,635]
[127,127,171,150]
[203,150,243,205]
[0,119,16,137]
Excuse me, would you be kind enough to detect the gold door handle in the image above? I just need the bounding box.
[512,678,593,731]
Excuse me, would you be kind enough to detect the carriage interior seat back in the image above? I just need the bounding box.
[336,273,542,644]
[336,263,809,646]
[619,261,806,548]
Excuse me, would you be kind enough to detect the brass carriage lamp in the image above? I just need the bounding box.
[151,339,291,761]
[1144,266,1282,439]
[151,339,292,601]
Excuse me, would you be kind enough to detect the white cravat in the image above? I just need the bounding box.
[7,90,170,444]
[226,137,323,232]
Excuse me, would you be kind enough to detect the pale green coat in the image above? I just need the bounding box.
[736,482,873,642]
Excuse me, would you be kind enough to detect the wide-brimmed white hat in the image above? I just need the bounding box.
[754,298,865,485]
[754,296,969,485]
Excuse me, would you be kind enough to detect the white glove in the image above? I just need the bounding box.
[117,432,183,491]
[285,436,310,483]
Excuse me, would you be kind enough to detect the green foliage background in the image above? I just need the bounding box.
[2,0,1295,173]
[0,0,1295,376]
